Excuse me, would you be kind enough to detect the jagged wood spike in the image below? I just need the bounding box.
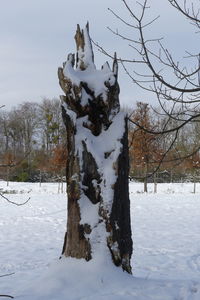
[74,23,94,70]
[113,52,118,79]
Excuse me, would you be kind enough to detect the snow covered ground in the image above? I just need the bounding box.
[1,181,200,299]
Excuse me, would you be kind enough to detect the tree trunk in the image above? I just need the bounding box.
[6,166,10,187]
[193,177,196,194]
[58,24,132,273]
[143,161,148,193]
[154,172,157,194]
[39,169,42,187]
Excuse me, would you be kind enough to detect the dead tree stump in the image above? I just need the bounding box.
[58,24,133,273]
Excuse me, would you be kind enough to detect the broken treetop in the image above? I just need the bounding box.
[59,24,119,106]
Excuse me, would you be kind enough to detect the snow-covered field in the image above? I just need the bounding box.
[1,181,200,299]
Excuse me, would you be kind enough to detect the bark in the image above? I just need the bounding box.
[58,24,132,273]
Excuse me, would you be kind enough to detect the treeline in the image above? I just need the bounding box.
[129,102,200,187]
[0,99,199,183]
[0,98,67,182]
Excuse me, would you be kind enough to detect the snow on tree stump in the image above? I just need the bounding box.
[58,24,132,273]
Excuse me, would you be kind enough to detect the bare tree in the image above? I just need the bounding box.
[107,0,200,103]
[96,0,200,173]
[38,98,65,154]
[129,102,163,191]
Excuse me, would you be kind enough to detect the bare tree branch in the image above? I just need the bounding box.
[0,273,15,278]
[107,0,200,107]
[0,192,30,206]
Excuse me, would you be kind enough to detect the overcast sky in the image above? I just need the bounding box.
[0,0,198,110]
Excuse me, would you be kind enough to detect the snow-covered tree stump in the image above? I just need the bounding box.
[58,24,132,273]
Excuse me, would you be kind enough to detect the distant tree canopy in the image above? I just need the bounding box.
[129,101,200,183]
[0,98,67,182]
[0,98,199,183]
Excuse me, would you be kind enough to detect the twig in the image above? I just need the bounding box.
[0,273,15,278]
[0,296,14,299]
[0,192,30,206]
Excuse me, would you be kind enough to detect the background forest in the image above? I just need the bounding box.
[0,98,200,185]
[0,99,67,183]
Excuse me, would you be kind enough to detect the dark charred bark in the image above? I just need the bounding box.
[107,117,132,273]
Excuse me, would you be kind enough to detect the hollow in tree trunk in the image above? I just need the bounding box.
[58,24,133,273]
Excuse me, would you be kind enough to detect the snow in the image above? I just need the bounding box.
[64,111,126,262]
[63,63,115,101]
[62,25,116,103]
[79,194,99,227]
[1,181,200,299]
